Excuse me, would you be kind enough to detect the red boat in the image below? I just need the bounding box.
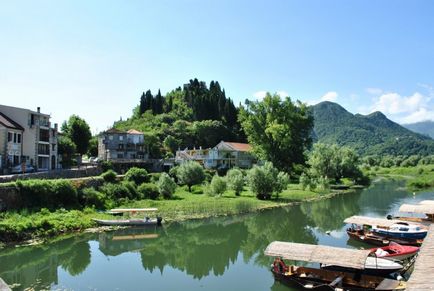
[370,242,419,261]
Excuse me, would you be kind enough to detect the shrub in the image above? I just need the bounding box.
[100,182,133,200]
[138,183,160,200]
[124,167,149,185]
[81,187,108,209]
[299,172,310,190]
[149,172,162,183]
[191,185,204,194]
[100,160,114,172]
[101,170,117,183]
[157,173,176,199]
[315,176,330,191]
[247,162,290,200]
[176,161,205,192]
[207,175,227,197]
[16,179,78,209]
[226,168,244,196]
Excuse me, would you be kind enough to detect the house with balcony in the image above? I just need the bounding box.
[98,128,148,161]
[204,141,255,169]
[175,147,209,165]
[0,104,59,173]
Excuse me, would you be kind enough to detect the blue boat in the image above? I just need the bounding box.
[372,222,427,240]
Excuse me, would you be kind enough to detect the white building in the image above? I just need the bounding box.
[0,104,59,173]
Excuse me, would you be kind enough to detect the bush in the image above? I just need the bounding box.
[299,172,310,190]
[16,179,78,209]
[191,185,204,194]
[207,175,227,197]
[275,171,290,197]
[149,172,162,183]
[100,160,114,172]
[101,170,117,183]
[176,161,205,192]
[124,167,149,185]
[247,162,278,200]
[100,182,134,200]
[81,188,108,209]
[226,168,244,196]
[157,173,177,199]
[138,183,160,200]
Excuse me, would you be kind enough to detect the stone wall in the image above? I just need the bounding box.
[0,166,102,183]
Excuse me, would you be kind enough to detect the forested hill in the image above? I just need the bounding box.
[114,79,245,158]
[311,101,434,156]
[403,121,434,139]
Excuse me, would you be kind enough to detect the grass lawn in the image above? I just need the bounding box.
[119,184,327,221]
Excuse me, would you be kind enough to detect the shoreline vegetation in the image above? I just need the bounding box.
[3,163,433,247]
[0,174,358,247]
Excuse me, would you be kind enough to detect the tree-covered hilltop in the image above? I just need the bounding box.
[114,79,245,157]
[311,101,434,156]
[403,120,434,139]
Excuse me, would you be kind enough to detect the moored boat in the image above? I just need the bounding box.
[322,256,403,276]
[93,217,162,226]
[372,223,427,240]
[264,241,406,291]
[369,242,419,261]
[346,226,423,246]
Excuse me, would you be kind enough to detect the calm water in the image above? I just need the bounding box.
[1,179,434,291]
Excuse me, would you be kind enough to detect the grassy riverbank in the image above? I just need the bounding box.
[365,164,434,191]
[0,183,352,245]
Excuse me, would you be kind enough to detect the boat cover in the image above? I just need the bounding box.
[264,241,371,270]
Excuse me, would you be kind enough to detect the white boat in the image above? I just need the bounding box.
[322,256,403,276]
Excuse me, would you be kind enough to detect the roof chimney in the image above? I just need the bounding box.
[37,107,40,113]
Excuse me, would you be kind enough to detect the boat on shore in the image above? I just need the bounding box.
[369,242,419,261]
[264,241,405,291]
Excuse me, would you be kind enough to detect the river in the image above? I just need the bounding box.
[1,179,433,291]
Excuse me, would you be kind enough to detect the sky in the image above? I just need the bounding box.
[1,0,434,132]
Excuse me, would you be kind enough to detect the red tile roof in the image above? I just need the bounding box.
[0,112,24,131]
[224,142,252,152]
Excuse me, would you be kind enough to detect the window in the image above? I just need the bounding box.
[52,144,56,151]
[13,155,20,165]
[17,134,21,144]
[13,133,17,143]
[109,135,113,141]
[119,136,124,141]
[8,132,12,142]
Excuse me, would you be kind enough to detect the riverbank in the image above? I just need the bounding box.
[0,184,357,246]
[366,164,434,191]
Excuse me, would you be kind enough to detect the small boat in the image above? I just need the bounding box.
[372,222,427,240]
[369,242,419,261]
[346,227,423,246]
[322,257,403,276]
[265,242,405,291]
[93,208,162,227]
[93,217,162,226]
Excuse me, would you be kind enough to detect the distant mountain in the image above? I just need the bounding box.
[403,121,434,139]
[311,101,434,156]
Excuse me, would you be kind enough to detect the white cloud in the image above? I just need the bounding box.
[371,92,427,115]
[320,91,338,102]
[400,108,434,124]
[366,87,383,95]
[252,91,267,100]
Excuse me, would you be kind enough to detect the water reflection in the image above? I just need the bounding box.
[1,180,433,291]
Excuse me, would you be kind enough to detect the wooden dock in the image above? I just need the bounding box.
[406,223,434,291]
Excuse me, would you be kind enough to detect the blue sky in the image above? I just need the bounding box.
[1,0,433,132]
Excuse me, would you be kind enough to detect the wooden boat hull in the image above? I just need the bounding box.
[346,229,423,246]
[93,217,162,226]
[271,266,404,291]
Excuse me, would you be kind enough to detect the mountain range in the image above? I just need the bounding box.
[402,121,434,139]
[311,101,434,156]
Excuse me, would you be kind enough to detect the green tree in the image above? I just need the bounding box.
[64,115,92,156]
[157,173,177,199]
[176,161,205,192]
[226,168,244,196]
[124,167,149,185]
[307,143,362,183]
[246,162,287,200]
[239,93,313,172]
[58,136,76,168]
[208,175,227,196]
[163,135,180,154]
[87,136,98,157]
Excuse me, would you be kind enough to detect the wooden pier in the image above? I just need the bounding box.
[406,223,434,291]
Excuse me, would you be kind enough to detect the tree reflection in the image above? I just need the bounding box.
[0,234,93,291]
